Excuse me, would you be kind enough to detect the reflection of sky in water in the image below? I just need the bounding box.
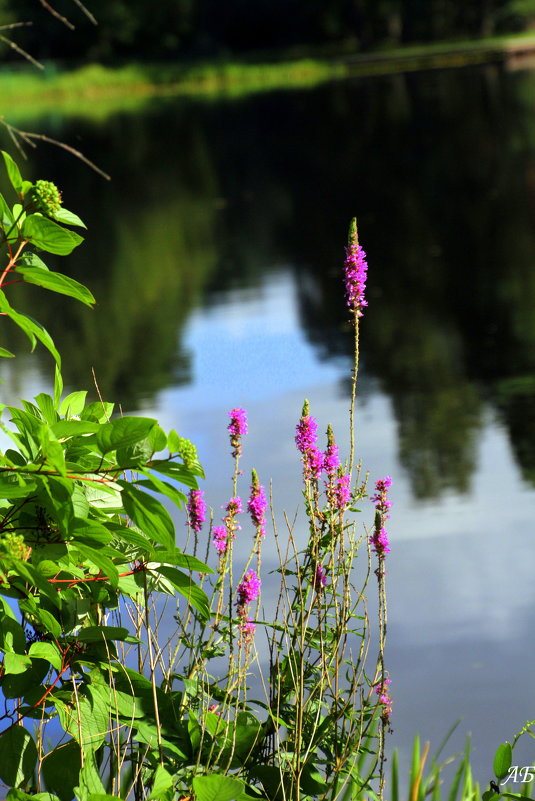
[143,267,535,784]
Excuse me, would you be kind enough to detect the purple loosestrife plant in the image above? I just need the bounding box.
[370,476,392,557]
[212,525,229,554]
[314,564,327,592]
[295,400,324,481]
[187,489,206,533]
[334,470,352,510]
[323,424,341,477]
[374,678,393,726]
[248,469,267,538]
[344,217,368,318]
[228,407,248,458]
[236,569,261,608]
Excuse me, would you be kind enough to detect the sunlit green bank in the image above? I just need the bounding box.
[1,32,535,120]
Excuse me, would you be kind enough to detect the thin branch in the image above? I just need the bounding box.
[0,121,111,180]
[70,0,98,25]
[37,0,75,30]
[0,34,44,69]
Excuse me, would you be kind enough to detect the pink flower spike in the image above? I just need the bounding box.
[187,489,206,533]
[228,407,248,457]
[344,219,368,318]
[236,570,261,607]
[248,469,267,537]
[212,525,229,554]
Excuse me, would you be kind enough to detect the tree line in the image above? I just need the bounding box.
[0,0,535,64]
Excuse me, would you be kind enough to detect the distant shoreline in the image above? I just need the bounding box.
[1,32,535,120]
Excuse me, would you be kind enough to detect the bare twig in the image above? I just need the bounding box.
[37,0,75,30]
[0,34,44,68]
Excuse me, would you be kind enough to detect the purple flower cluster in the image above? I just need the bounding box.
[236,570,261,607]
[344,219,368,317]
[240,616,256,642]
[186,489,206,533]
[295,412,318,454]
[236,570,261,644]
[374,677,393,724]
[228,407,248,458]
[212,525,229,554]
[295,402,324,482]
[225,496,243,517]
[369,476,392,557]
[314,564,327,592]
[323,441,340,476]
[248,469,267,537]
[334,472,351,510]
[212,496,242,556]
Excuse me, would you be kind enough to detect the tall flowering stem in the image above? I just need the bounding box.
[370,475,392,792]
[344,217,368,478]
[228,407,248,495]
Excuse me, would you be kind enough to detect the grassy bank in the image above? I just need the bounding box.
[1,32,535,119]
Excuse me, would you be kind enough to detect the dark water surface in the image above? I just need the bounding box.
[2,62,535,785]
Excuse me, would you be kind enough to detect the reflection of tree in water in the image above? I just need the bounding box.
[1,106,222,409]
[3,65,535,492]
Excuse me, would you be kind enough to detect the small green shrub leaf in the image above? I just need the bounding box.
[494,742,513,780]
[42,740,81,801]
[2,151,23,193]
[28,642,62,670]
[0,347,15,357]
[96,417,156,455]
[21,215,84,255]
[192,774,246,801]
[77,626,130,643]
[52,207,86,228]
[120,483,175,549]
[3,652,32,674]
[16,265,95,307]
[0,725,38,788]
[148,766,174,800]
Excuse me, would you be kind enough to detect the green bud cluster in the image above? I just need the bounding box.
[1,531,30,561]
[176,437,198,468]
[29,180,63,215]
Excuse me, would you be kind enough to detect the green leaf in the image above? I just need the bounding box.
[138,470,187,509]
[120,483,175,549]
[2,151,24,193]
[95,417,157,455]
[0,725,38,788]
[54,364,63,409]
[52,207,86,228]
[74,751,106,801]
[16,265,95,307]
[148,766,174,800]
[0,190,14,226]
[76,626,130,643]
[0,290,60,366]
[3,651,32,675]
[56,688,108,751]
[0,347,15,357]
[52,420,100,439]
[21,214,84,256]
[494,742,513,780]
[28,642,63,671]
[74,544,119,588]
[192,775,246,801]
[153,565,210,619]
[60,391,87,418]
[42,740,82,801]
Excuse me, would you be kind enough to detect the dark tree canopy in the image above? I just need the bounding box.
[1,0,535,64]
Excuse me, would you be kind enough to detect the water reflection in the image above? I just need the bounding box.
[2,64,535,502]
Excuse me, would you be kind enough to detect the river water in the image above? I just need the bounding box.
[2,61,535,787]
